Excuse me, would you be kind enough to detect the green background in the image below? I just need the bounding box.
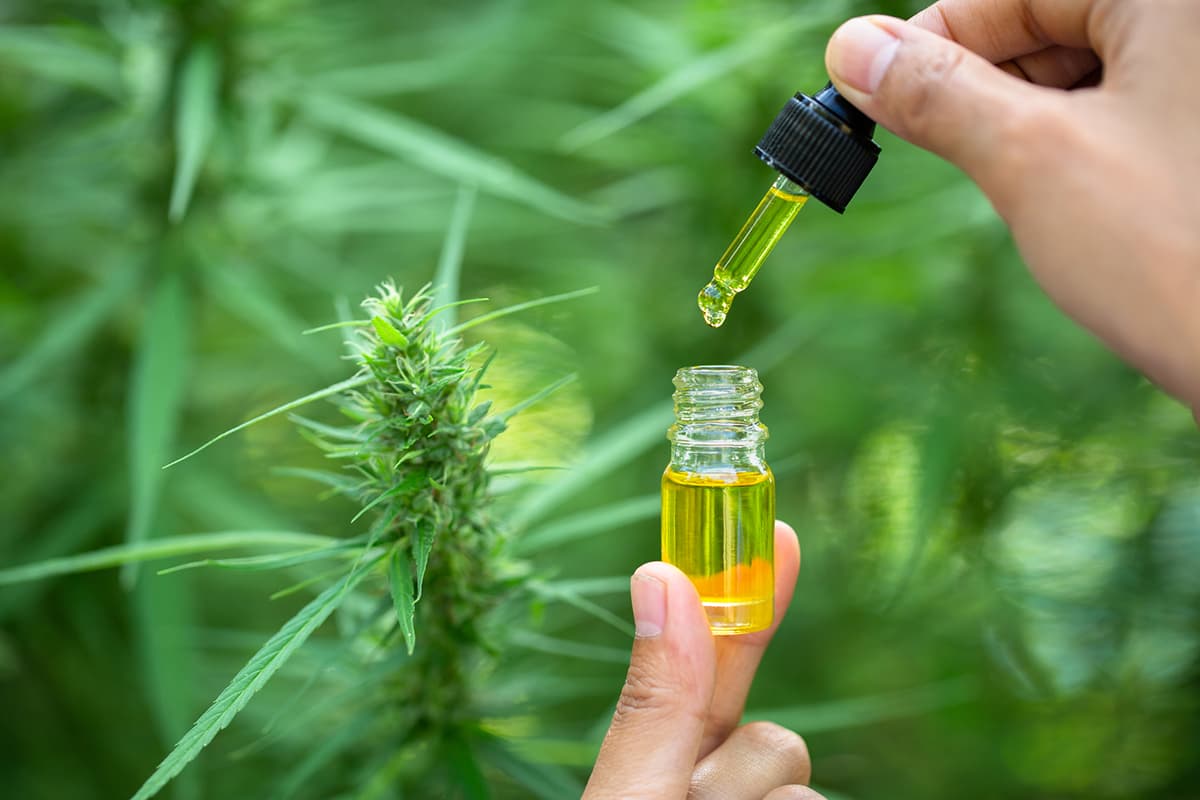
[2,0,1199,798]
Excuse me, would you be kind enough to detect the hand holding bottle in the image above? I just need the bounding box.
[825,0,1200,415]
[583,523,822,800]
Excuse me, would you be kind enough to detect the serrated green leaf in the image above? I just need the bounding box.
[388,550,416,655]
[350,471,426,524]
[498,374,577,422]
[302,319,370,335]
[124,271,189,586]
[169,43,220,222]
[449,287,598,335]
[157,541,361,575]
[412,520,436,601]
[371,316,408,347]
[129,553,381,800]
[273,467,365,496]
[163,374,370,469]
[0,531,335,585]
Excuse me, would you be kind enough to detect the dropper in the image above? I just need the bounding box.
[699,83,882,327]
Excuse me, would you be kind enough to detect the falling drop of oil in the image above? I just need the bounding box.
[698,280,734,327]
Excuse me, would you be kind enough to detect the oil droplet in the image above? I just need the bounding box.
[698,279,734,328]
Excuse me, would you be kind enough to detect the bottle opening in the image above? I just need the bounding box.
[669,365,766,444]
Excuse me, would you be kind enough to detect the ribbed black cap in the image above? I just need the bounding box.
[754,83,880,213]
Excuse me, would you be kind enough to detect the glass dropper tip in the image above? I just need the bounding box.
[698,279,734,328]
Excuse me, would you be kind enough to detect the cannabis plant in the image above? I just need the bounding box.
[6,1,1200,798]
[1,280,618,798]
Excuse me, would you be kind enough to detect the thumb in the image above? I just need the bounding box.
[825,15,1046,192]
[583,562,716,799]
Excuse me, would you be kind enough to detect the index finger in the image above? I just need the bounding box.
[910,0,1104,61]
[697,521,802,758]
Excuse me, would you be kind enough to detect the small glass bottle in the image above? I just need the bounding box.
[662,365,775,635]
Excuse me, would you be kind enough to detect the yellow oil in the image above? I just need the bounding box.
[698,176,809,328]
[661,468,775,634]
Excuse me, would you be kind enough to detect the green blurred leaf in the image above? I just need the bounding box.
[0,27,121,96]
[431,184,477,331]
[559,11,833,151]
[446,732,491,800]
[509,402,673,530]
[134,565,200,800]
[509,630,629,664]
[300,93,607,224]
[169,43,220,222]
[533,581,633,636]
[746,678,976,734]
[474,731,584,800]
[0,531,335,585]
[517,493,659,553]
[0,261,139,400]
[540,576,630,596]
[124,271,189,585]
[203,264,328,366]
[129,553,382,800]
[271,708,377,800]
[0,485,120,620]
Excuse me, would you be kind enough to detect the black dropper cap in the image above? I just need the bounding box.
[754,83,880,213]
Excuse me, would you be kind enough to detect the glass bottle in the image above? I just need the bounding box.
[662,365,775,635]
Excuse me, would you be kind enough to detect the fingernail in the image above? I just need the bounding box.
[828,17,901,94]
[631,571,666,638]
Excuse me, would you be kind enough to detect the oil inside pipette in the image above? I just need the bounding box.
[698,174,809,327]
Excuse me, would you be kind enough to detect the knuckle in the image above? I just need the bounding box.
[737,722,812,781]
[987,98,1076,204]
[764,787,825,800]
[613,661,702,726]
[884,43,968,143]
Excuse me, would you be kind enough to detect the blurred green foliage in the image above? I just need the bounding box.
[1,0,1199,798]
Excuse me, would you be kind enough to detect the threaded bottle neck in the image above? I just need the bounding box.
[668,365,767,448]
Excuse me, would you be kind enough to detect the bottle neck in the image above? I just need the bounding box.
[667,365,768,473]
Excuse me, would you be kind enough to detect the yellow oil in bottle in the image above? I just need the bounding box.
[661,468,775,635]
[698,175,809,328]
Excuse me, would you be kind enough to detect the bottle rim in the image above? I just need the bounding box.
[669,364,766,446]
